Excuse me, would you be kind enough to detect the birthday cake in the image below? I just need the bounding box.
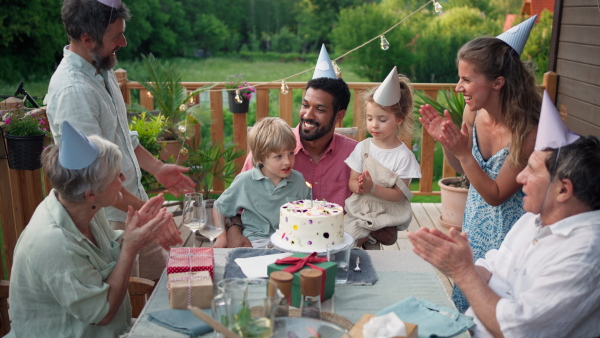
[277,200,345,250]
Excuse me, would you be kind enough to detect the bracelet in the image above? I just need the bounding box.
[370,184,377,194]
[226,222,244,232]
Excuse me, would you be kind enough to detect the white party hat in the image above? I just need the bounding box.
[534,90,580,151]
[496,15,537,55]
[59,121,100,170]
[96,0,122,9]
[312,44,337,79]
[373,66,401,106]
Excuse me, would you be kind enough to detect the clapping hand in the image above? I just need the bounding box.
[419,104,447,142]
[356,170,374,194]
[153,164,196,198]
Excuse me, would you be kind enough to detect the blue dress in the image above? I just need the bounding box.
[452,119,526,313]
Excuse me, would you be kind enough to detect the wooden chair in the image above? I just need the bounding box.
[0,280,9,336]
[128,276,155,318]
[0,277,154,334]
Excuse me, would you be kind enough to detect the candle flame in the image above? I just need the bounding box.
[305,182,312,188]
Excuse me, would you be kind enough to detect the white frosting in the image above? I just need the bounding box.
[277,200,344,250]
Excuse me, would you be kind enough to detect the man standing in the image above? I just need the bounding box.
[46,0,193,281]
[227,45,398,248]
[408,92,600,337]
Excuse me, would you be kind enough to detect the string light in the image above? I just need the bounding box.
[280,80,289,94]
[433,0,443,14]
[235,89,242,103]
[178,125,186,132]
[179,104,186,111]
[146,91,153,98]
[189,96,195,104]
[380,35,390,51]
[331,60,342,78]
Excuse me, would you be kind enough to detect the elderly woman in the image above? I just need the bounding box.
[7,122,173,337]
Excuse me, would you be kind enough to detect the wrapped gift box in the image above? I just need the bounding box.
[167,247,214,277]
[168,271,214,309]
[267,253,337,307]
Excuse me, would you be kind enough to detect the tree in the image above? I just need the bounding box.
[522,10,553,80]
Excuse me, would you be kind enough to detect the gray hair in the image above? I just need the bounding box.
[42,135,122,203]
[62,0,131,43]
[544,136,600,210]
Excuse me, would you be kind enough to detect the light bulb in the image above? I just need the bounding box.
[146,91,153,98]
[235,89,242,103]
[433,0,443,14]
[189,96,195,104]
[280,80,289,94]
[179,104,186,111]
[178,125,186,133]
[380,35,390,51]
[180,147,189,155]
[331,60,342,78]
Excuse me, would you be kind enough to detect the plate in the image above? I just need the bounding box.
[270,232,354,254]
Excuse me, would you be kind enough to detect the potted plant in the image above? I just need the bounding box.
[224,74,256,114]
[129,112,166,191]
[130,54,215,163]
[0,97,50,170]
[416,89,469,229]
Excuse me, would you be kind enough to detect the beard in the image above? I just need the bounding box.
[90,43,118,71]
[299,113,337,141]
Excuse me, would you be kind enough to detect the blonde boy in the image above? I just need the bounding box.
[214,117,311,248]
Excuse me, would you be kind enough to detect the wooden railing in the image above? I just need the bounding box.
[115,70,558,196]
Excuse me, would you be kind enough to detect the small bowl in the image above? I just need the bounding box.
[273,317,351,338]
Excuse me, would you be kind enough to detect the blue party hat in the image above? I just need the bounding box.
[496,15,537,55]
[59,121,100,170]
[312,44,337,79]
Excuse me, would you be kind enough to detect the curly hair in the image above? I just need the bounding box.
[363,74,414,140]
[306,77,351,116]
[458,37,541,167]
[62,0,131,43]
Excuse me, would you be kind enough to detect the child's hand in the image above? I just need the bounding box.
[356,171,374,194]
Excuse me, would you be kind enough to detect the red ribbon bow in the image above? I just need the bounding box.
[275,252,327,273]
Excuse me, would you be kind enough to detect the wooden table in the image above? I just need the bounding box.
[126,249,469,338]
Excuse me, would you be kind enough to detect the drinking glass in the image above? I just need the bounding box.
[182,192,205,247]
[197,200,224,247]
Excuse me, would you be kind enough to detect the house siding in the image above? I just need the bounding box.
[550,0,600,137]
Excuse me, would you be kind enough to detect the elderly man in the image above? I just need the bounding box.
[409,94,600,337]
[225,46,399,248]
[45,0,192,280]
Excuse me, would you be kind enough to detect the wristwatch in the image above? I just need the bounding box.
[226,222,244,232]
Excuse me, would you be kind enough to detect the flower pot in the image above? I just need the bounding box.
[438,177,469,228]
[5,133,46,170]
[227,91,250,114]
[158,139,188,164]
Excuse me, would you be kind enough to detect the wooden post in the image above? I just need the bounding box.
[353,90,366,141]
[114,69,131,106]
[233,113,247,173]
[139,89,154,111]
[543,71,558,103]
[256,89,269,121]
[210,91,225,192]
[419,90,439,194]
[279,91,293,126]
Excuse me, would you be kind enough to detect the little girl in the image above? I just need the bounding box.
[344,66,421,246]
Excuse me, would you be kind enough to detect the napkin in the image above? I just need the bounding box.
[234,252,293,278]
[148,309,213,338]
[376,296,474,338]
[363,312,407,338]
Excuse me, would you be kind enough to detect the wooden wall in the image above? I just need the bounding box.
[549,0,600,136]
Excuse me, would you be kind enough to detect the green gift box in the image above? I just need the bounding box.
[267,253,337,307]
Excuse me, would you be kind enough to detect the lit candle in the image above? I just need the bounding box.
[305,182,313,208]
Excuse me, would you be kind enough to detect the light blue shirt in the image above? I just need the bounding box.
[45,46,147,222]
[215,166,311,241]
[7,190,132,337]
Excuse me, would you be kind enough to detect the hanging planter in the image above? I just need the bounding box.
[5,133,46,170]
[227,91,250,114]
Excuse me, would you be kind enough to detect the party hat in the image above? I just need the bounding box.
[312,44,337,79]
[59,121,100,170]
[96,0,122,8]
[373,66,401,106]
[534,90,580,151]
[496,15,537,55]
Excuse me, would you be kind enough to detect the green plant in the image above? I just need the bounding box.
[130,54,215,141]
[185,142,246,198]
[129,112,166,190]
[415,89,465,127]
[224,74,256,100]
[0,102,48,137]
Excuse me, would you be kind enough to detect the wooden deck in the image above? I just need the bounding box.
[168,202,455,296]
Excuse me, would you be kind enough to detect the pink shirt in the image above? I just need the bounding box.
[242,125,357,207]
